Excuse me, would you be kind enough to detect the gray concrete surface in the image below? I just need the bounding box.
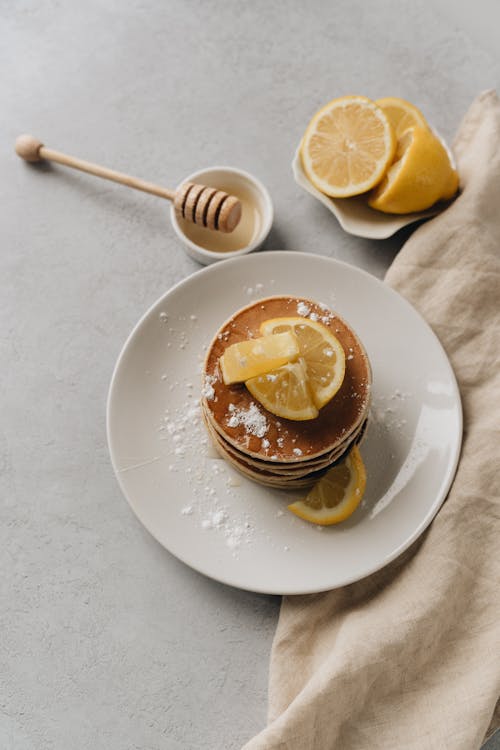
[2,1,499,748]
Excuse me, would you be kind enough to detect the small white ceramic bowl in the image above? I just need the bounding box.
[171,166,273,265]
[292,130,457,240]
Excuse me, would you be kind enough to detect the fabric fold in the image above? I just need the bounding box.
[243,90,500,750]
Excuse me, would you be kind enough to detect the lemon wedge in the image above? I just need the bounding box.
[368,126,459,214]
[288,446,366,525]
[300,95,396,197]
[220,331,299,385]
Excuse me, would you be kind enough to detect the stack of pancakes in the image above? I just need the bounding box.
[201,296,371,489]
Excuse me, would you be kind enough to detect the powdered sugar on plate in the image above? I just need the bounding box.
[158,388,259,555]
[155,319,277,555]
[243,280,275,297]
[371,390,412,432]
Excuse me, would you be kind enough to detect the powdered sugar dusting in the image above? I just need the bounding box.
[244,281,266,297]
[157,383,260,556]
[202,373,218,401]
[226,402,268,438]
[297,301,311,317]
[297,299,335,325]
[371,390,412,432]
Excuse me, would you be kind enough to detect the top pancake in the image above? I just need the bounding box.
[202,296,371,461]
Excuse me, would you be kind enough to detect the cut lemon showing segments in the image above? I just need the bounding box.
[220,331,299,384]
[288,446,366,525]
[259,317,346,410]
[368,126,458,214]
[300,95,396,198]
[246,358,318,421]
[375,96,429,139]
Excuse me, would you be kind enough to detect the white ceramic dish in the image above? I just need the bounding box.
[171,166,273,265]
[107,251,462,595]
[292,139,456,239]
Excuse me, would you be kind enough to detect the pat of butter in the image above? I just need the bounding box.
[220,331,299,384]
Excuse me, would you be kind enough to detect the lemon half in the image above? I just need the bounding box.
[369,126,458,214]
[300,95,396,198]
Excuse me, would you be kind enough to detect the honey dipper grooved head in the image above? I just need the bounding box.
[174,182,241,233]
[15,135,44,162]
[218,195,242,233]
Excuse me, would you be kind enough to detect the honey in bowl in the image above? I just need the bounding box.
[177,182,261,253]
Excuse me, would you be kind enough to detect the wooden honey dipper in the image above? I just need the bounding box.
[15,135,242,233]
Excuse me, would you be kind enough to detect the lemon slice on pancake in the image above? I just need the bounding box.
[217,315,346,422]
[259,317,346,409]
[246,358,318,421]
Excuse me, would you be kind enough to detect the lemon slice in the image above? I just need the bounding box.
[245,358,318,421]
[368,126,459,214]
[300,95,396,198]
[220,331,299,384]
[375,96,429,139]
[288,446,366,525]
[259,317,346,409]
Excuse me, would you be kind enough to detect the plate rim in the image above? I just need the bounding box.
[107,251,463,594]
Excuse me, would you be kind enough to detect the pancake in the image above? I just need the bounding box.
[205,421,329,488]
[204,411,367,489]
[203,401,367,477]
[223,423,365,476]
[202,296,371,462]
[202,398,364,468]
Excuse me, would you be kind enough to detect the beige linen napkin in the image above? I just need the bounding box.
[244,90,500,750]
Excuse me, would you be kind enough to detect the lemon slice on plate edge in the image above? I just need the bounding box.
[288,445,367,525]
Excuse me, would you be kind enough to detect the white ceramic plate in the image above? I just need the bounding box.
[107,252,462,594]
[292,140,455,239]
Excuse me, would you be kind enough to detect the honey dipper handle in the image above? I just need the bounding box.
[15,135,175,200]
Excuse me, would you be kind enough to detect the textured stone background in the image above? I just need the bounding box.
[2,1,499,748]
